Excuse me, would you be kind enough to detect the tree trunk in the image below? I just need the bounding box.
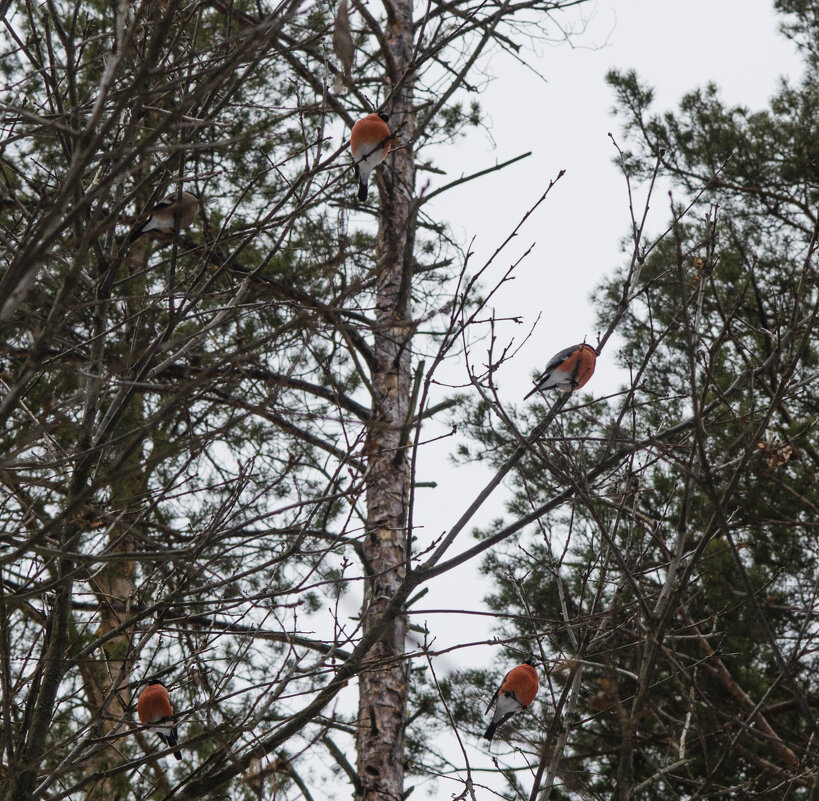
[356,0,416,796]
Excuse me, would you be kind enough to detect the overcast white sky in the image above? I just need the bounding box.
[399,0,804,777]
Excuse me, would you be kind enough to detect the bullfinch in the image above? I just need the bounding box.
[128,191,199,243]
[483,660,539,742]
[350,112,391,201]
[137,679,182,760]
[524,343,597,399]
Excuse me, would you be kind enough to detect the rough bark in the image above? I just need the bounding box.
[355,0,416,796]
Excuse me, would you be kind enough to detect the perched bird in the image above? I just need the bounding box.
[483,660,539,742]
[137,679,182,760]
[128,191,199,243]
[524,343,597,399]
[350,112,391,201]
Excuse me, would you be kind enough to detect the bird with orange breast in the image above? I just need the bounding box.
[524,343,597,399]
[350,112,391,201]
[483,660,539,742]
[137,679,182,760]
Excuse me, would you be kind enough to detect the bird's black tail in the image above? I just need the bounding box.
[523,382,542,400]
[482,722,497,741]
[128,226,146,244]
[168,727,182,760]
[159,729,182,760]
[354,163,368,201]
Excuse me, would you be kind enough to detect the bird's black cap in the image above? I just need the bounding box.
[377,111,389,123]
[523,659,536,667]
[148,679,167,687]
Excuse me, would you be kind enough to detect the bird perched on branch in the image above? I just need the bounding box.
[524,342,597,399]
[350,112,391,201]
[128,191,199,243]
[137,679,182,760]
[483,660,539,742]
